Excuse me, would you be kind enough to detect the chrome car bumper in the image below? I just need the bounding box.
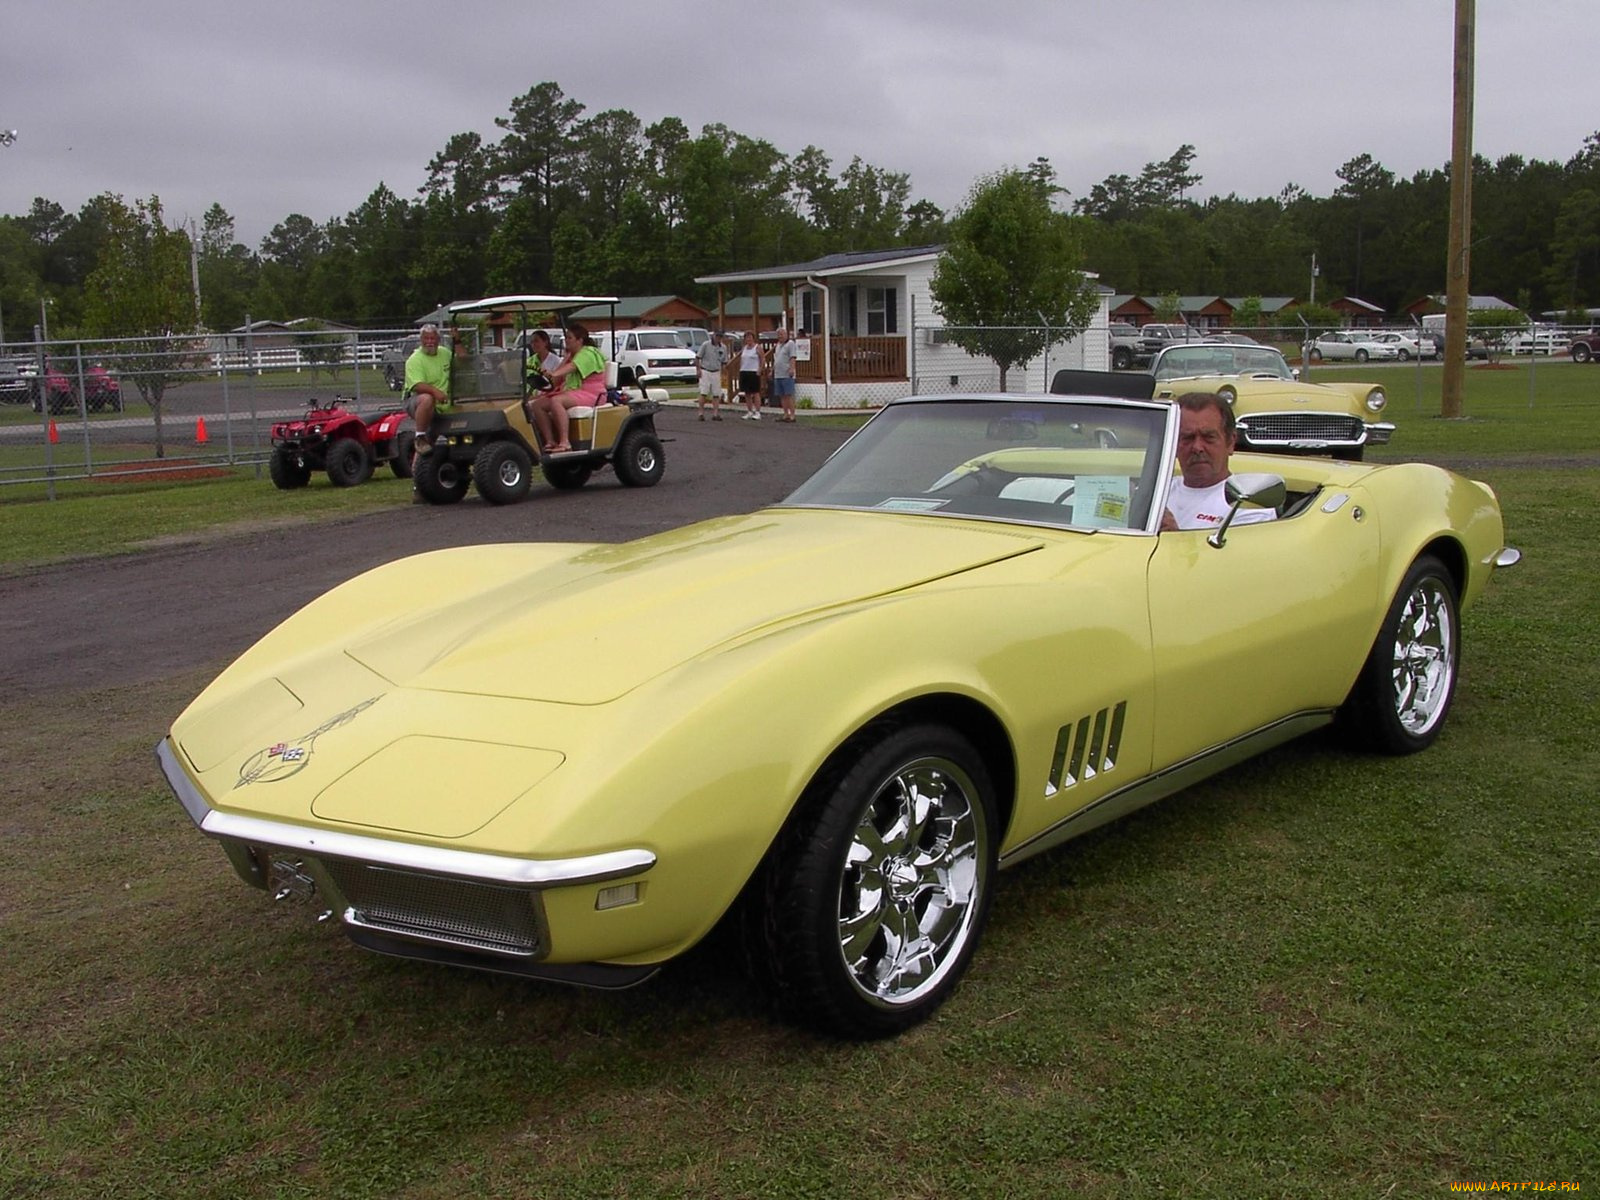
[156,738,657,977]
[1235,414,1394,451]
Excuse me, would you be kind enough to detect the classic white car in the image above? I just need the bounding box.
[1308,332,1401,363]
[1367,332,1437,361]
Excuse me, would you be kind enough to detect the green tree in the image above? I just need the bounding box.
[0,216,44,341]
[929,169,1098,389]
[197,203,257,331]
[255,213,327,318]
[1468,307,1528,362]
[293,319,347,379]
[1231,295,1264,331]
[1333,153,1395,298]
[1545,188,1600,309]
[81,195,200,457]
[491,82,585,285]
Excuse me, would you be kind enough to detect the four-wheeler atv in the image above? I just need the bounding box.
[410,294,667,506]
[268,396,414,490]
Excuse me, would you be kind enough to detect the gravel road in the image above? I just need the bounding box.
[0,408,852,702]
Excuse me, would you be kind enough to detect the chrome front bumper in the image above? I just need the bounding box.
[156,738,656,968]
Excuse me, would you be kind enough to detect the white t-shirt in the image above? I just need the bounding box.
[739,344,762,372]
[1165,478,1277,530]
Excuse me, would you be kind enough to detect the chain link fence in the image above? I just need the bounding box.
[0,327,417,494]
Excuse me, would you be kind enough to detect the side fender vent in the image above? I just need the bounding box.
[1045,701,1127,797]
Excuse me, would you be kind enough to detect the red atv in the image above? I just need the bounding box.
[269,397,414,489]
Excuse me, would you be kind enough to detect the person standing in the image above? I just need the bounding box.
[769,326,798,423]
[696,331,728,421]
[737,331,763,420]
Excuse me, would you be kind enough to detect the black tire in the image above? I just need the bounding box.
[48,389,73,416]
[412,451,469,504]
[473,441,534,505]
[1354,348,1369,363]
[325,438,373,487]
[268,447,311,490]
[1340,555,1460,755]
[613,426,665,487]
[543,461,592,490]
[1309,348,1323,363]
[753,721,998,1038]
[390,431,415,479]
[1573,342,1593,363]
[1111,347,1133,370]
[1397,349,1411,361]
[384,365,403,392]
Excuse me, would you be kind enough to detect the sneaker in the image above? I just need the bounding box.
[741,412,753,420]
[712,414,723,421]
[698,412,706,421]
[752,412,762,420]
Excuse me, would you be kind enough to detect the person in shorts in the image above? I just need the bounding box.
[696,332,728,421]
[403,324,453,468]
[769,326,798,422]
[737,331,763,420]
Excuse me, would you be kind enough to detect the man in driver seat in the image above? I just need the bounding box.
[1160,392,1278,531]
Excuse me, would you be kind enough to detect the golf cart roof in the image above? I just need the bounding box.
[448,294,621,318]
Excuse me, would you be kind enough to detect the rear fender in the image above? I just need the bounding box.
[368,411,409,439]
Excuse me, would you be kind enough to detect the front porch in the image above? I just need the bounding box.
[795,334,907,383]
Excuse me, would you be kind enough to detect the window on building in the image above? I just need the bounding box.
[867,286,899,335]
[800,288,822,335]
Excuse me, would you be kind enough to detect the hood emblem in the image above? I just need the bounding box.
[235,696,381,789]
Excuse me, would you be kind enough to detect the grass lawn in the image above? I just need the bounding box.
[0,366,1593,1197]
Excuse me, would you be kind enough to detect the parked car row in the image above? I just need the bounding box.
[0,356,123,413]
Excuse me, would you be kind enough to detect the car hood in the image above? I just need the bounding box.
[1156,376,1371,415]
[345,510,1047,705]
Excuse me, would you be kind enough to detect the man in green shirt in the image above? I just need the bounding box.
[404,323,453,466]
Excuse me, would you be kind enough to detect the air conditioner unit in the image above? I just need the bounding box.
[922,327,953,346]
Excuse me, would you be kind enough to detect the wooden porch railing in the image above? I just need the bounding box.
[795,335,906,383]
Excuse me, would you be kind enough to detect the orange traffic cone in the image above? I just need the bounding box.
[195,416,209,445]
[48,419,59,444]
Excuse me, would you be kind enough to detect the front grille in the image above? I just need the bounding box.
[319,859,544,957]
[1238,412,1364,445]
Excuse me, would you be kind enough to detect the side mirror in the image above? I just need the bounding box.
[1207,472,1286,549]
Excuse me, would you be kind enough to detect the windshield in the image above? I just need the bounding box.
[1154,345,1293,382]
[636,332,683,351]
[781,398,1169,533]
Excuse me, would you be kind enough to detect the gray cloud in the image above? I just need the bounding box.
[3,0,1593,247]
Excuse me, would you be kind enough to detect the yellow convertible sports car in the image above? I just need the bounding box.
[158,394,1517,1038]
[1150,342,1394,460]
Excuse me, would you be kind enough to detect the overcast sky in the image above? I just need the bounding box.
[4,1,1595,250]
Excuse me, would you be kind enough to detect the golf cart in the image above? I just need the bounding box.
[411,294,668,506]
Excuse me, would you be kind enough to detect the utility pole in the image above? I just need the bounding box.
[1441,0,1475,419]
[189,219,203,327]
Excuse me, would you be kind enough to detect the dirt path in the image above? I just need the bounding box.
[0,410,851,703]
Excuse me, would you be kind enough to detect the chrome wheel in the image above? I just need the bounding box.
[838,754,989,1008]
[1391,576,1456,737]
[759,723,997,1037]
[1342,556,1460,755]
